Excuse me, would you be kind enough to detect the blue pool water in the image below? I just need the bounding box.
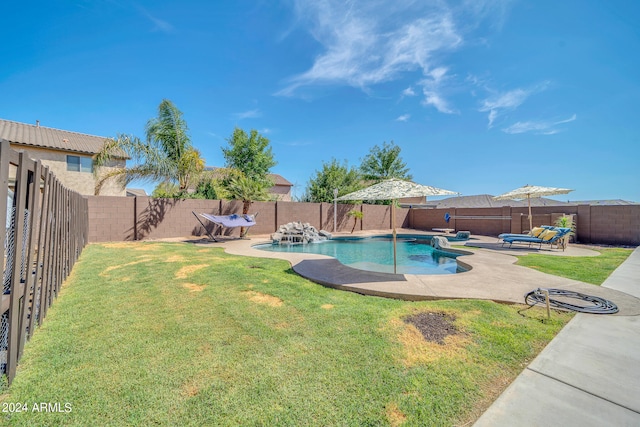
[255,236,468,275]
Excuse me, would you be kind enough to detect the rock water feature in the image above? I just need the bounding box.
[271,222,332,245]
[430,235,451,250]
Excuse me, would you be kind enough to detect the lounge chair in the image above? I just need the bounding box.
[498,226,554,242]
[501,227,571,250]
[192,211,257,242]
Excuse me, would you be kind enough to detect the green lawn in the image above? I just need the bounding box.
[1,242,575,426]
[515,247,633,285]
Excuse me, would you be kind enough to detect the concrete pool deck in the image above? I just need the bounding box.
[197,229,640,316]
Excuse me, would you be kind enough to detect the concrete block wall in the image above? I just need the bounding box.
[589,205,640,245]
[362,204,391,230]
[245,201,277,235]
[320,202,356,233]
[87,197,640,246]
[276,201,322,230]
[87,196,135,241]
[409,205,640,245]
[454,208,505,236]
[134,197,221,240]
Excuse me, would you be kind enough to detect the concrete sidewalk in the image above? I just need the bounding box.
[474,246,640,426]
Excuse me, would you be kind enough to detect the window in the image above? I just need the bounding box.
[66,155,93,173]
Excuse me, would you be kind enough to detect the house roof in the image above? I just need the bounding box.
[0,118,112,155]
[126,188,148,197]
[427,194,569,208]
[566,199,638,206]
[203,166,292,187]
[270,173,293,186]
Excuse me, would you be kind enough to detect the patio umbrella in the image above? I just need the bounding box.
[493,184,574,231]
[337,178,457,274]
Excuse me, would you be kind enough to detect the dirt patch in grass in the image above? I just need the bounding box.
[321,304,334,310]
[182,283,206,292]
[385,402,407,427]
[243,291,283,307]
[182,382,200,397]
[101,242,159,251]
[404,312,458,344]
[99,258,152,276]
[274,322,290,329]
[394,312,470,367]
[165,255,185,263]
[175,264,208,279]
[101,242,135,249]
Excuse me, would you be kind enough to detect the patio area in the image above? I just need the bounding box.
[188,229,640,316]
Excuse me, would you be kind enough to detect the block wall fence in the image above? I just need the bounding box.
[87,196,640,246]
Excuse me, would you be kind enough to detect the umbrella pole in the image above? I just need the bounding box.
[528,195,532,232]
[392,200,397,274]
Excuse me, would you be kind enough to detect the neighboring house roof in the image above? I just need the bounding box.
[203,167,292,187]
[0,118,112,155]
[270,173,293,187]
[404,194,570,209]
[126,188,148,197]
[566,199,638,206]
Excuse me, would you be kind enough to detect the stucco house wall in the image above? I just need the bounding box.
[10,145,125,196]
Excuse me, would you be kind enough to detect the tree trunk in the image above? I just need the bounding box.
[241,200,251,237]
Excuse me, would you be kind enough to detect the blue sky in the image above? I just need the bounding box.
[2,0,639,202]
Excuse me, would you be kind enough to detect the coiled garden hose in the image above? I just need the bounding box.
[524,288,619,314]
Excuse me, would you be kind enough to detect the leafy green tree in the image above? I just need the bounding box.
[192,176,219,200]
[152,181,180,198]
[222,128,276,184]
[360,141,412,182]
[220,128,276,212]
[95,99,204,195]
[305,159,363,203]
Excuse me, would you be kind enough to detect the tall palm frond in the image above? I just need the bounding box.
[145,99,190,164]
[93,100,204,195]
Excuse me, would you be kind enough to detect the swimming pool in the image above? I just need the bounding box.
[255,235,469,275]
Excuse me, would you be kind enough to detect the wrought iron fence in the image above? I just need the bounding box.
[0,141,88,384]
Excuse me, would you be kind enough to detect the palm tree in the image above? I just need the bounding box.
[94,99,204,195]
[216,168,272,214]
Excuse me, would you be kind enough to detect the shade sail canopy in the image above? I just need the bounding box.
[493,185,573,200]
[337,178,457,201]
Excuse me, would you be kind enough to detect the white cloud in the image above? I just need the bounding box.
[396,114,410,122]
[402,87,416,97]
[277,1,464,99]
[479,81,550,127]
[422,92,454,114]
[234,109,262,120]
[502,114,577,134]
[419,67,456,113]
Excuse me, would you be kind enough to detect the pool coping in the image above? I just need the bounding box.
[189,229,640,315]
